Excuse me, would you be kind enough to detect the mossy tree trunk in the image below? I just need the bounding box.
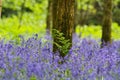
[0,0,2,18]
[101,0,112,46]
[52,0,75,57]
[46,0,52,33]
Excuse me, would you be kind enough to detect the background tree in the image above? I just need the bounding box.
[101,0,112,46]
[74,0,78,32]
[52,0,75,57]
[18,0,26,29]
[46,0,52,33]
[0,0,2,18]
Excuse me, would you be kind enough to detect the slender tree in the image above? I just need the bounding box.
[0,0,2,18]
[101,0,112,46]
[46,0,52,33]
[52,0,75,57]
[18,0,26,29]
[74,0,78,32]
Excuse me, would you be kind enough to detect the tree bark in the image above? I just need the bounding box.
[52,0,75,56]
[101,0,112,46]
[46,0,52,33]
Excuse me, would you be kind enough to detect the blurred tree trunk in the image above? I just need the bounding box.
[79,1,90,26]
[52,0,75,56]
[74,0,78,32]
[0,0,2,18]
[18,0,26,29]
[46,0,52,33]
[101,0,112,47]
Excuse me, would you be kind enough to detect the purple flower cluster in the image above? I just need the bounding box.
[68,38,120,80]
[0,34,120,80]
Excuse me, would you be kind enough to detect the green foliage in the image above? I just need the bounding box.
[77,0,120,13]
[2,0,47,16]
[76,0,120,25]
[111,23,120,40]
[30,75,37,80]
[77,0,95,10]
[0,0,47,42]
[64,69,71,78]
[52,29,71,57]
[76,23,120,40]
[113,8,120,25]
[76,25,102,39]
[1,0,120,43]
[0,15,46,42]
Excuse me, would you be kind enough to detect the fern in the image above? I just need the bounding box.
[52,29,71,57]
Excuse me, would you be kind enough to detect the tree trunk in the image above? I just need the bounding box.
[0,0,2,18]
[74,0,78,32]
[52,0,75,57]
[46,0,52,33]
[18,0,26,29]
[101,0,112,47]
